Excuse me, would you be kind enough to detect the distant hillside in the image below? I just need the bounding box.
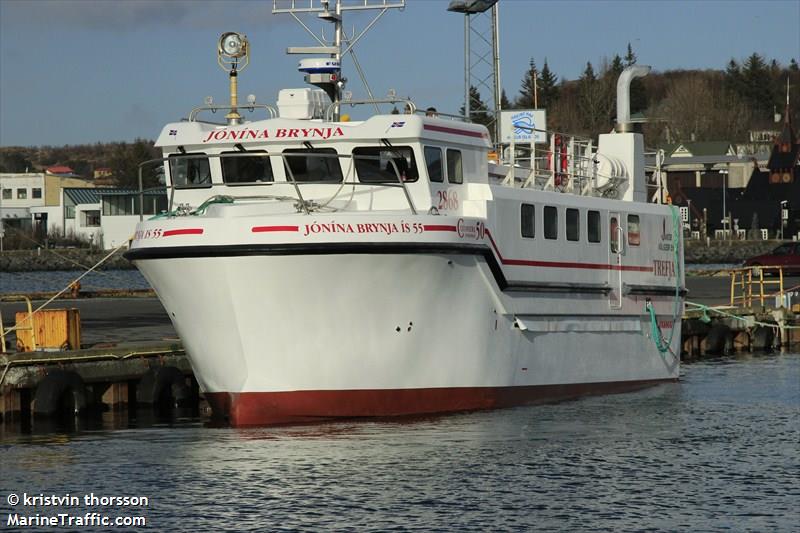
[476,50,799,146]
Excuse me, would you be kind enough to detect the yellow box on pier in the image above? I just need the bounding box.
[15,309,81,352]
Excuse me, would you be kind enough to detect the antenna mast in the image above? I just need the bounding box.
[273,0,405,120]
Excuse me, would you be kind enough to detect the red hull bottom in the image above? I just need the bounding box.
[205,379,677,427]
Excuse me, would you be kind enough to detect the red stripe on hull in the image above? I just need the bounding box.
[252,225,300,233]
[205,379,675,427]
[162,228,204,237]
[423,224,457,232]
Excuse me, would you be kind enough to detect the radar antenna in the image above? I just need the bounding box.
[273,0,405,120]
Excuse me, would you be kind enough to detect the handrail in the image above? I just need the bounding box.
[325,98,416,121]
[137,150,419,217]
[188,104,278,122]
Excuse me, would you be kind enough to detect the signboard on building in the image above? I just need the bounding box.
[500,109,547,144]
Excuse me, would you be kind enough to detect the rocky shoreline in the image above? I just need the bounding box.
[0,240,789,272]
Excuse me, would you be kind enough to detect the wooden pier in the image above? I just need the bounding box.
[681,265,800,358]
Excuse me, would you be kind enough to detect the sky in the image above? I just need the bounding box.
[1,0,798,147]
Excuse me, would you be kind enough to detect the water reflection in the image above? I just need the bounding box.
[1,354,798,531]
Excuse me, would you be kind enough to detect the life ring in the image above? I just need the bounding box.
[136,366,190,408]
[33,370,87,416]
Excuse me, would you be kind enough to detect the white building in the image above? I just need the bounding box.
[1,172,94,238]
[99,189,168,248]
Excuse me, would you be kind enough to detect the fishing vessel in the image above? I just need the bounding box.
[125,0,685,426]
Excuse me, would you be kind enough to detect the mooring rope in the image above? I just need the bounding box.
[684,301,800,331]
[645,205,684,357]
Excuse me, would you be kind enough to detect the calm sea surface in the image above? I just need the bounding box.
[1,354,798,531]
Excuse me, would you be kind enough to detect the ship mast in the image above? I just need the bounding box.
[273,0,405,120]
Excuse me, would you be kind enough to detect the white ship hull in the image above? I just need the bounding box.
[130,214,681,426]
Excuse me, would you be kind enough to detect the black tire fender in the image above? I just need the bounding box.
[136,366,190,407]
[34,370,87,416]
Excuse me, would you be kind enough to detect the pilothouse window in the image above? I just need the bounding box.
[446,149,463,184]
[283,148,342,182]
[169,154,211,188]
[222,151,273,184]
[424,146,443,183]
[353,146,418,183]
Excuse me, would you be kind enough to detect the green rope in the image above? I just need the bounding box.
[149,195,235,220]
[684,301,800,330]
[645,205,684,355]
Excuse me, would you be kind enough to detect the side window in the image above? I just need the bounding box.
[221,151,273,185]
[610,216,620,253]
[628,214,640,246]
[544,206,558,240]
[566,208,579,241]
[353,146,418,183]
[587,210,601,243]
[424,146,443,183]
[169,154,211,188]
[446,149,463,184]
[521,203,535,238]
[283,148,342,182]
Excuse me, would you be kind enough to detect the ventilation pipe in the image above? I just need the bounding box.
[616,65,650,132]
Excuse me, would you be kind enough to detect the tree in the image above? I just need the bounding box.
[538,59,560,109]
[577,61,613,137]
[624,42,637,66]
[609,54,624,79]
[0,151,34,173]
[500,89,512,111]
[518,58,538,108]
[790,58,799,72]
[460,85,492,130]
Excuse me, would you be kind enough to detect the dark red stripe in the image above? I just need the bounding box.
[484,229,654,273]
[252,225,300,233]
[423,124,487,139]
[162,228,203,237]
[205,379,675,427]
[423,224,457,232]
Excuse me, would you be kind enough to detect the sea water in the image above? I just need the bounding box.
[1,353,798,531]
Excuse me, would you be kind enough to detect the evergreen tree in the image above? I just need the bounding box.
[461,86,491,126]
[790,58,799,72]
[724,59,743,95]
[741,52,774,115]
[500,89,512,110]
[538,59,559,109]
[624,42,637,66]
[577,61,611,136]
[518,58,538,108]
[609,54,624,79]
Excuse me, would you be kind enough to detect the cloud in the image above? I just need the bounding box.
[1,0,280,31]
